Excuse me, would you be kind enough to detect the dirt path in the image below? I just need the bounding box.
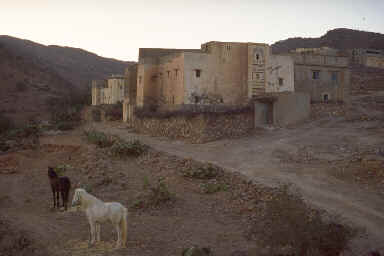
[88,115,384,252]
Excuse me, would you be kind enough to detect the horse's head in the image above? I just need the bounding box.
[47,167,58,179]
[72,188,86,207]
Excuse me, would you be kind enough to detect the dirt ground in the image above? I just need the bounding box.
[1,91,384,256]
[0,130,278,256]
[86,92,384,255]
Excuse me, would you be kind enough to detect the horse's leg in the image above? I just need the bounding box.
[51,187,56,208]
[60,190,67,210]
[88,220,96,247]
[96,223,101,242]
[56,190,60,208]
[115,223,122,248]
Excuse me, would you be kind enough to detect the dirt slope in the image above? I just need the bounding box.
[272,28,384,54]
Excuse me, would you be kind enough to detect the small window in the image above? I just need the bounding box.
[252,72,260,80]
[167,71,171,78]
[331,71,338,82]
[312,71,320,80]
[195,69,201,78]
[278,78,284,86]
[138,76,142,84]
[174,69,178,78]
[226,45,231,51]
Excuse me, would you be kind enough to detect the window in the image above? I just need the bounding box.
[256,54,259,60]
[226,44,231,51]
[331,71,338,82]
[174,69,178,78]
[252,72,260,80]
[195,69,201,78]
[138,76,142,84]
[278,78,284,86]
[167,71,171,78]
[312,70,320,80]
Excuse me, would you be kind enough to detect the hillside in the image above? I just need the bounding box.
[0,36,134,125]
[272,28,384,54]
[0,36,133,90]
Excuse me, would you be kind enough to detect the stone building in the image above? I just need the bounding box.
[92,65,138,106]
[349,48,384,69]
[288,48,350,102]
[136,42,294,109]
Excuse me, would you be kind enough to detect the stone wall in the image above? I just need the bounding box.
[133,110,254,143]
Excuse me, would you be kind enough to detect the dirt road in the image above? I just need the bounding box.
[89,108,384,252]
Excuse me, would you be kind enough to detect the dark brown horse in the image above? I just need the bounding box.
[48,166,71,211]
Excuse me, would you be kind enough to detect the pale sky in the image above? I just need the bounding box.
[1,0,383,61]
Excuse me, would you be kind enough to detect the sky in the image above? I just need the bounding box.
[1,0,383,61]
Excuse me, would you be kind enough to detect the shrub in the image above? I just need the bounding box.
[248,184,359,255]
[55,121,76,131]
[83,129,115,148]
[109,138,148,158]
[132,177,173,209]
[54,164,72,176]
[181,162,222,179]
[200,181,229,194]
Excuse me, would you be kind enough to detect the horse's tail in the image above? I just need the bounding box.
[120,207,128,247]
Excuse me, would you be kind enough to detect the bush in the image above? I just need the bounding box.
[200,181,229,194]
[55,121,76,131]
[109,138,148,158]
[248,184,359,255]
[83,129,115,148]
[132,177,173,209]
[181,162,222,179]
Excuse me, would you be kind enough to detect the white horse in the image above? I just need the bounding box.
[71,188,128,248]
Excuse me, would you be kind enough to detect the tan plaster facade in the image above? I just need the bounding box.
[136,42,294,109]
[92,65,138,106]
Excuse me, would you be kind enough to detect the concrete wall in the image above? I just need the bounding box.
[273,92,310,126]
[254,92,310,127]
[265,54,294,93]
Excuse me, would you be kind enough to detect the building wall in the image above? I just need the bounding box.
[265,54,294,93]
[184,42,250,105]
[107,77,125,104]
[247,44,269,97]
[124,64,138,104]
[292,54,350,102]
[366,56,384,69]
[91,80,107,106]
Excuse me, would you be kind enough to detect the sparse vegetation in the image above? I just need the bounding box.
[84,129,148,157]
[200,180,229,194]
[248,184,359,255]
[181,162,222,179]
[132,177,173,209]
[83,129,115,148]
[109,138,148,158]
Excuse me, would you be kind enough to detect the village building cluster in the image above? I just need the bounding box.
[91,41,381,130]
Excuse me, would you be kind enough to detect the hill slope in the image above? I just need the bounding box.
[272,28,384,54]
[0,36,134,125]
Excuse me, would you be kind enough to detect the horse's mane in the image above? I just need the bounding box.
[80,190,104,205]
